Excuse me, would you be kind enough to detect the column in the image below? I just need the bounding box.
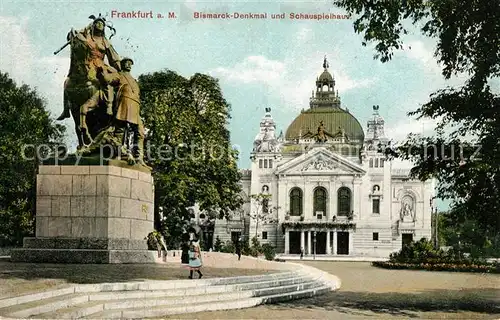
[300,231,305,252]
[353,179,362,219]
[326,230,331,255]
[284,231,290,254]
[349,231,354,255]
[307,231,312,255]
[332,230,337,255]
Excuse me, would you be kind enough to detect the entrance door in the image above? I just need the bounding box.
[402,233,413,247]
[337,232,349,255]
[289,231,301,254]
[231,231,241,244]
[315,232,327,254]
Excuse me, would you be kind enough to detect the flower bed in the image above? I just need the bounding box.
[372,261,500,273]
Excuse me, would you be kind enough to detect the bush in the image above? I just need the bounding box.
[221,241,235,254]
[248,247,260,257]
[251,236,262,252]
[214,236,223,252]
[241,239,251,256]
[146,230,163,251]
[261,244,276,261]
[389,238,445,264]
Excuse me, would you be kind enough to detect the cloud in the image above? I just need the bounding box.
[385,117,440,142]
[403,40,469,84]
[0,15,73,142]
[0,16,34,85]
[296,27,312,42]
[209,53,376,111]
[404,40,439,72]
[210,56,285,84]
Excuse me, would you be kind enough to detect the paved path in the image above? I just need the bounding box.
[170,261,500,319]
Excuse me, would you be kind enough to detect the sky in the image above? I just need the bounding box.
[0,0,471,210]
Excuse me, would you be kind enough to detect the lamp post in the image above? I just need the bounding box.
[313,231,317,260]
[434,207,439,248]
[430,196,437,249]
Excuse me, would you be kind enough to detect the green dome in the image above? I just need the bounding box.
[285,107,364,142]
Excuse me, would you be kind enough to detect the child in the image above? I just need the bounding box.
[188,242,203,279]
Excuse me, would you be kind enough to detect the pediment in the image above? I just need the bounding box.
[276,147,365,176]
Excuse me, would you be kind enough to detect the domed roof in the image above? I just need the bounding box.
[285,107,364,142]
[318,70,333,82]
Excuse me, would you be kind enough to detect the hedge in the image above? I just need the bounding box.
[372,261,500,273]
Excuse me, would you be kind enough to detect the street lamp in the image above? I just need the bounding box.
[434,207,439,248]
[430,196,438,249]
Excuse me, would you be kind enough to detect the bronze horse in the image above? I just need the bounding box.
[56,15,120,150]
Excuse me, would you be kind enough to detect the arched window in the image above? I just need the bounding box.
[289,188,303,216]
[373,185,380,192]
[337,187,351,216]
[313,187,327,215]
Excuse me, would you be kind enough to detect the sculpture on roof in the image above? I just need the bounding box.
[316,120,327,143]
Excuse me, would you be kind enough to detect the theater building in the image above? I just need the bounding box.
[214,57,434,258]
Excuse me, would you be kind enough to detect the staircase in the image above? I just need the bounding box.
[0,264,340,319]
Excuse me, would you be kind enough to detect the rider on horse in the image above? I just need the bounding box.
[57,14,121,146]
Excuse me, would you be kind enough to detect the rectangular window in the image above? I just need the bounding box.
[262,231,268,240]
[380,158,384,167]
[375,158,379,167]
[369,159,373,168]
[269,159,273,168]
[264,159,268,168]
[372,199,380,214]
[373,232,379,241]
[259,159,263,168]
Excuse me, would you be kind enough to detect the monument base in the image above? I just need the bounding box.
[11,248,155,264]
[10,237,156,263]
[10,164,156,264]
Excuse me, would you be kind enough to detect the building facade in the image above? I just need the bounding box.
[214,57,435,258]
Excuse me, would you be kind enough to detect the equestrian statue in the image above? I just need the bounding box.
[54,14,146,166]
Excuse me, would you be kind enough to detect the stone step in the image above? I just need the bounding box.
[262,285,331,304]
[251,280,322,297]
[2,293,89,319]
[85,286,330,319]
[209,271,298,285]
[0,271,297,311]
[37,291,254,319]
[233,275,315,291]
[2,275,313,319]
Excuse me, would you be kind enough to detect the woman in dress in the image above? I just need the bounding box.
[188,242,203,279]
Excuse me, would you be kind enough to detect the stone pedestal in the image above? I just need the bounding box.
[11,164,156,263]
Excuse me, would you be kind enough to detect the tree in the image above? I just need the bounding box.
[138,70,244,240]
[334,0,500,246]
[249,193,279,239]
[214,236,223,252]
[0,72,65,246]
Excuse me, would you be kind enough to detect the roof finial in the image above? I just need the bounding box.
[323,55,329,69]
[265,107,271,113]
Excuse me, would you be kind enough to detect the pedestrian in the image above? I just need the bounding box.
[188,241,203,279]
[300,247,304,259]
[235,238,242,261]
[181,240,190,265]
